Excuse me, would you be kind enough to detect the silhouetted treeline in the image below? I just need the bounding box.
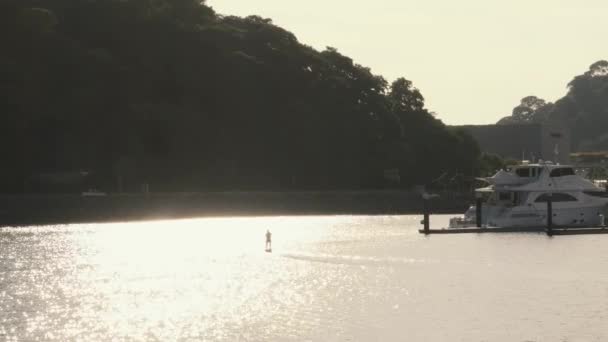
[0,0,481,193]
[498,61,608,152]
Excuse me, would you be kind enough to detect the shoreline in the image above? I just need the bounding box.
[0,191,470,227]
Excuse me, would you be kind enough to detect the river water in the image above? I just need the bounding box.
[1,215,608,341]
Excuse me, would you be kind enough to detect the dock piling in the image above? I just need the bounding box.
[423,198,430,234]
[546,193,553,236]
[475,195,482,228]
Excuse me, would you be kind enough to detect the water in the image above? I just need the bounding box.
[1,215,608,341]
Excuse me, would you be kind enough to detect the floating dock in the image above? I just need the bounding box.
[419,196,608,236]
[418,226,608,235]
[548,227,608,235]
[419,227,545,234]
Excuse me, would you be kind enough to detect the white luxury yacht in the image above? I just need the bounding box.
[450,161,608,228]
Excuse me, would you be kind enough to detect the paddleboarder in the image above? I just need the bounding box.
[265,229,272,251]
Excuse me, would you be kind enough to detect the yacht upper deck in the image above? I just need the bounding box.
[478,161,589,190]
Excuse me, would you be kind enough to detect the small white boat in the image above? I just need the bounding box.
[450,161,608,228]
[81,189,107,197]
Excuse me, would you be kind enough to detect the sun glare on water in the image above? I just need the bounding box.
[57,216,347,340]
[4,215,608,341]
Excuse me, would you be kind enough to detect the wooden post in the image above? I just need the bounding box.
[423,198,430,234]
[547,193,553,236]
[476,194,482,228]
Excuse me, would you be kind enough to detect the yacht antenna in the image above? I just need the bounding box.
[554,143,559,164]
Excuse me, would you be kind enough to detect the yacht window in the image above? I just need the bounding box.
[549,168,575,177]
[535,167,542,177]
[498,192,511,201]
[583,191,608,198]
[534,193,578,202]
[516,168,530,177]
[517,192,529,204]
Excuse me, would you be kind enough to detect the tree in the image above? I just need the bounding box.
[18,7,58,34]
[498,95,555,124]
[478,153,506,177]
[498,61,608,151]
[0,0,483,192]
[389,78,425,113]
[586,60,608,77]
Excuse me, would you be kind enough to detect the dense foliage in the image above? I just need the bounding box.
[1,0,480,193]
[498,61,608,152]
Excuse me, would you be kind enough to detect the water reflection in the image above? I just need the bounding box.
[1,216,349,341]
[2,215,608,341]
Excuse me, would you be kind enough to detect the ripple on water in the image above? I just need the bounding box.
[1,215,608,341]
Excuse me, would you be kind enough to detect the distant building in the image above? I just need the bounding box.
[570,151,608,181]
[570,151,608,166]
[454,123,571,164]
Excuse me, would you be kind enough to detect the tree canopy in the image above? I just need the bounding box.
[0,0,481,193]
[497,60,608,152]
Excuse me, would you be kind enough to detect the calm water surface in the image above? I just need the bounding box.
[2,215,608,341]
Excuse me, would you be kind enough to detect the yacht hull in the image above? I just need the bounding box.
[465,204,608,228]
[450,162,608,229]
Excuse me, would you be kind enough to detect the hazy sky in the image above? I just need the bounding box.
[208,0,607,125]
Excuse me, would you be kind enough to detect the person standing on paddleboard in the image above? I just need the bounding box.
[265,230,272,250]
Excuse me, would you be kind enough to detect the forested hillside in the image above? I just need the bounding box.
[0,0,481,193]
[498,61,608,152]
